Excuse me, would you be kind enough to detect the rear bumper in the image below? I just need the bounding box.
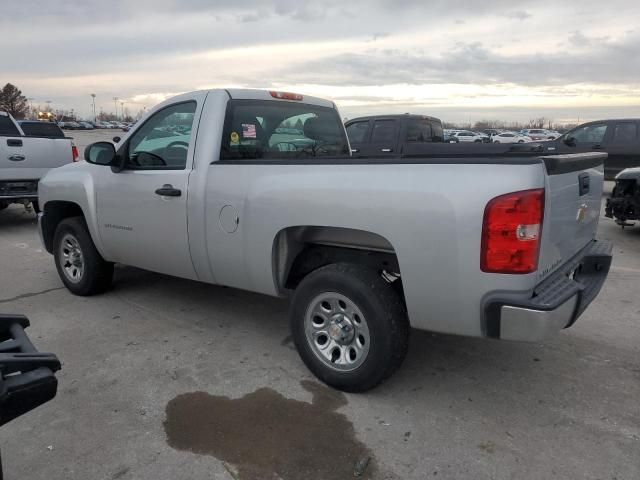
[484,239,613,342]
[0,180,38,200]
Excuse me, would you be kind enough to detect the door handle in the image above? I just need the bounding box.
[8,154,26,162]
[381,148,393,153]
[154,184,181,197]
[6,139,22,147]
[351,148,359,153]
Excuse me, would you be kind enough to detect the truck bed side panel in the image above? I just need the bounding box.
[202,162,546,337]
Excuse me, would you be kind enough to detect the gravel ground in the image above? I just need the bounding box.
[0,161,638,479]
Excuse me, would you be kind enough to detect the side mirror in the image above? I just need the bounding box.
[563,136,577,147]
[113,136,121,143]
[84,141,116,166]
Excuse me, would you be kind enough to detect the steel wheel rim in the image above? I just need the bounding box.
[59,233,84,283]
[304,292,371,372]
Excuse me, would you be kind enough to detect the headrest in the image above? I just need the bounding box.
[303,116,337,142]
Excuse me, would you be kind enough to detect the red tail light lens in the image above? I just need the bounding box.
[481,188,545,274]
[72,145,79,162]
[269,91,303,101]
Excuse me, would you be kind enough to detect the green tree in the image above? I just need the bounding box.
[0,83,29,119]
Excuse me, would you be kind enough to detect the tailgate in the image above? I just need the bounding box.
[1,136,73,172]
[537,152,606,280]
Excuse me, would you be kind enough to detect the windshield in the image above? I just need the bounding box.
[220,100,349,160]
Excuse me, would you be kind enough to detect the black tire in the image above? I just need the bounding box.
[53,216,114,295]
[290,263,409,392]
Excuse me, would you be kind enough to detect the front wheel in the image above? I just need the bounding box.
[53,217,114,296]
[290,263,409,392]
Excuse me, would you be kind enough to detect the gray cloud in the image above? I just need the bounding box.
[276,32,640,87]
[504,10,532,20]
[1,0,639,121]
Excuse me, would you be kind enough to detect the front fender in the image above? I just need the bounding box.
[39,163,109,259]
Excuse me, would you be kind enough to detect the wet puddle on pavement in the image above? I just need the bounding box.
[164,380,375,479]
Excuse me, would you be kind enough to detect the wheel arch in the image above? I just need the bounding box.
[271,225,403,296]
[41,201,86,253]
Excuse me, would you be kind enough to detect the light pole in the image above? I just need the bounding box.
[90,94,96,122]
[113,97,119,120]
[121,102,125,121]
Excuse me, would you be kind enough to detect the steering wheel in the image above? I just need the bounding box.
[165,141,189,154]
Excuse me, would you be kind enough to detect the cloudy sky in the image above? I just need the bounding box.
[2,0,640,123]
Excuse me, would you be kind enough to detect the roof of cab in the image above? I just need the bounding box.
[346,113,441,124]
[223,88,336,109]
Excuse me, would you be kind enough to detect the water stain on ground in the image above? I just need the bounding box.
[163,380,375,480]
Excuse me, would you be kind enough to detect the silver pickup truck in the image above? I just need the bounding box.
[37,89,613,391]
[0,112,76,211]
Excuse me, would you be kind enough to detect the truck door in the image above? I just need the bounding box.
[555,122,608,155]
[604,121,639,178]
[359,119,400,156]
[94,92,207,280]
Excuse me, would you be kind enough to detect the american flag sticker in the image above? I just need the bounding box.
[242,123,257,139]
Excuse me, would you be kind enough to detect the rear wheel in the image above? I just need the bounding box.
[290,263,409,392]
[53,217,113,295]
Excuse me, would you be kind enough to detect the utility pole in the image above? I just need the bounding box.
[113,97,119,120]
[90,94,96,122]
[121,102,125,121]
[27,98,34,118]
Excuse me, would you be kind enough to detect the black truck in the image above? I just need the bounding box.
[345,114,444,156]
[542,119,640,180]
[0,314,61,479]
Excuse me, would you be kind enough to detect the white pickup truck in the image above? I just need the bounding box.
[0,112,76,211]
[37,89,612,391]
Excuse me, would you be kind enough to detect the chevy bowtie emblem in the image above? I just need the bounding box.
[576,203,588,223]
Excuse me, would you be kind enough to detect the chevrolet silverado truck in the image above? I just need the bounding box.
[37,89,612,392]
[0,112,76,212]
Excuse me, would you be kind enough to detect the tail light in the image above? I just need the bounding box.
[481,189,545,274]
[72,144,79,162]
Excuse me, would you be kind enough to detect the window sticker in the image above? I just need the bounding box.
[242,123,257,139]
[230,131,240,144]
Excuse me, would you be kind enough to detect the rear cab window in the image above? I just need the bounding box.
[220,100,349,160]
[404,117,443,143]
[19,121,65,138]
[0,114,20,136]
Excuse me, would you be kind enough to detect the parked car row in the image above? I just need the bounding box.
[58,120,135,130]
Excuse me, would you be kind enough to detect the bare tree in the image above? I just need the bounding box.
[0,83,29,119]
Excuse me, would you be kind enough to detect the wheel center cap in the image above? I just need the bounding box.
[328,314,355,345]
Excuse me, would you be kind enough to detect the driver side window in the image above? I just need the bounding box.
[125,101,196,170]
